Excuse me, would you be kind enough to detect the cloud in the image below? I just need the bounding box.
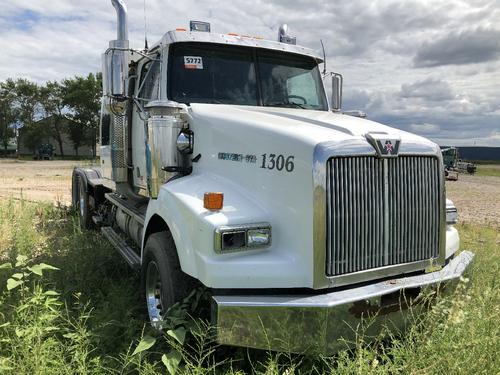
[342,79,500,147]
[400,78,454,101]
[409,123,440,134]
[413,27,500,67]
[0,0,499,146]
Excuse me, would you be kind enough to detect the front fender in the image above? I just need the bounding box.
[143,171,307,288]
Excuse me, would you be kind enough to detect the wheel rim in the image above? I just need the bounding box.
[79,179,85,218]
[145,261,164,330]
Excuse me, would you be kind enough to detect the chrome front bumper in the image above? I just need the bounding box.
[213,250,474,354]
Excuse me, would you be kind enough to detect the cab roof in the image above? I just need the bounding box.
[149,30,323,62]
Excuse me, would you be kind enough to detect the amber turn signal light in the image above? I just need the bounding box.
[204,192,224,210]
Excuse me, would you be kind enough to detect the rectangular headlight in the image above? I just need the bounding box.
[215,223,271,253]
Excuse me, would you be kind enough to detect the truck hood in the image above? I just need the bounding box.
[187,104,437,149]
[176,104,441,289]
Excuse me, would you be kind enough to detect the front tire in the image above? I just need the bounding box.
[142,231,195,330]
[72,172,92,230]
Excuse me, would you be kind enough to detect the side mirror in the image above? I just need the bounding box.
[102,40,129,113]
[331,73,343,111]
[103,47,128,99]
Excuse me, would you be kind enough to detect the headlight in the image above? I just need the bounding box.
[215,223,271,252]
[247,228,271,247]
[446,199,458,225]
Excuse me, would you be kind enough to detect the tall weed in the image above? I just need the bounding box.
[0,198,497,374]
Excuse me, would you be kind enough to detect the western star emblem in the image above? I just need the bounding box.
[384,140,394,153]
[365,133,401,157]
[376,138,400,156]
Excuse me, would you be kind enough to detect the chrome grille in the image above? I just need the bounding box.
[326,156,441,276]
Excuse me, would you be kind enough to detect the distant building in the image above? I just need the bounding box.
[0,138,16,156]
[17,115,94,157]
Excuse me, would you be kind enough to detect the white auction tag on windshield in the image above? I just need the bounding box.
[184,56,203,69]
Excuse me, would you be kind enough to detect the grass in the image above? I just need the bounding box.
[475,165,500,178]
[0,198,498,374]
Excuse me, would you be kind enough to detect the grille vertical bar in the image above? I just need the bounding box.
[326,156,441,276]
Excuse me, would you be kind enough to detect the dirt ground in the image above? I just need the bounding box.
[0,159,498,226]
[0,159,87,206]
[446,172,500,226]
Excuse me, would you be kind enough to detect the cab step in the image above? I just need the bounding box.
[101,226,141,271]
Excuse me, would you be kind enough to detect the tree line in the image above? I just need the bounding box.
[0,73,102,157]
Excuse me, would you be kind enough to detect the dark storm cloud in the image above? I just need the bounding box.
[414,28,500,67]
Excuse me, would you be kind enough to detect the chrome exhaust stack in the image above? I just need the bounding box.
[111,0,128,41]
[102,0,130,183]
[103,0,129,103]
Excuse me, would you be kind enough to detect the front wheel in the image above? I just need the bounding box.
[142,231,195,330]
[72,171,92,229]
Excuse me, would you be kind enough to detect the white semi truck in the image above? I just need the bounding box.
[72,0,474,354]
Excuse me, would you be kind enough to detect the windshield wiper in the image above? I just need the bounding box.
[264,102,306,109]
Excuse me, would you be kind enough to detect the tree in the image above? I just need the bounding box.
[63,73,102,157]
[2,79,41,156]
[39,81,67,157]
[0,86,16,154]
[20,120,50,154]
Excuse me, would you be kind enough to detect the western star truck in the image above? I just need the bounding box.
[72,0,474,354]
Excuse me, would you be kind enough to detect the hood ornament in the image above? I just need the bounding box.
[365,133,401,157]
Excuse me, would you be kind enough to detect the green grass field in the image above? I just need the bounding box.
[475,165,500,178]
[0,199,498,374]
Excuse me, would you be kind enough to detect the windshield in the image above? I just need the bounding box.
[168,42,328,111]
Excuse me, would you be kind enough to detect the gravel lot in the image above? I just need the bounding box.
[0,159,84,205]
[446,173,500,226]
[0,159,498,226]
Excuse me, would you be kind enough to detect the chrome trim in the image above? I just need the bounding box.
[145,260,166,330]
[214,250,474,354]
[214,223,272,253]
[110,114,128,182]
[313,139,445,288]
[278,24,296,44]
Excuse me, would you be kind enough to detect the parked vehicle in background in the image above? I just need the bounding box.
[71,0,474,354]
[442,147,459,181]
[34,143,54,160]
[457,160,477,175]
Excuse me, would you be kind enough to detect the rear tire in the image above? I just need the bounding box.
[142,231,195,330]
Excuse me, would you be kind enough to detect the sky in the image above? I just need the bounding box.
[0,0,499,146]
